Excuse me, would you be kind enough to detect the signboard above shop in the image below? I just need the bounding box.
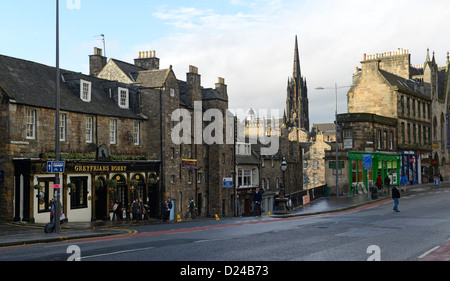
[182,159,198,169]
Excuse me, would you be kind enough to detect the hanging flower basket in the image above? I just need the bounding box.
[148,172,159,184]
[33,184,43,190]
[95,178,105,190]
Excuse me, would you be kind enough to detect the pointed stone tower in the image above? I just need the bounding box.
[286,36,309,132]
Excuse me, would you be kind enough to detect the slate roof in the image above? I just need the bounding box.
[0,54,146,120]
[135,69,171,88]
[110,59,145,82]
[202,88,228,102]
[378,69,427,98]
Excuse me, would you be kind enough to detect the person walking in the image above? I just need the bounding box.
[392,185,401,212]
[161,200,169,222]
[376,175,383,192]
[384,175,391,194]
[252,187,262,216]
[400,173,408,193]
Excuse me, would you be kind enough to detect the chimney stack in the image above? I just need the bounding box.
[89,47,107,77]
[134,50,159,70]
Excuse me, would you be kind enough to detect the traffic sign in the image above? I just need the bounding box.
[47,161,65,173]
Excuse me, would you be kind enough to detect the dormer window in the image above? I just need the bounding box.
[80,79,92,102]
[118,87,129,108]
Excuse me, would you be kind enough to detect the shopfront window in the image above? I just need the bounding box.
[70,177,88,209]
[37,178,54,213]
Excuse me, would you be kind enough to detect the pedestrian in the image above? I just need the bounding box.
[384,175,391,194]
[167,197,172,221]
[252,187,262,216]
[392,185,401,212]
[376,175,383,192]
[131,199,141,223]
[273,192,279,213]
[188,198,196,219]
[114,199,123,222]
[161,200,169,222]
[400,173,408,193]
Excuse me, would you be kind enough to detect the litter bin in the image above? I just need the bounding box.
[325,185,330,197]
[371,186,378,200]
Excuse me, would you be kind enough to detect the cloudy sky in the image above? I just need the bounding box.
[1,0,450,125]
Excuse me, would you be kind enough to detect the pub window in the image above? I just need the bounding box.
[26,109,36,139]
[69,177,88,209]
[37,178,55,213]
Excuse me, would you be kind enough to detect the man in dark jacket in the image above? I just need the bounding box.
[392,185,401,212]
[252,187,263,216]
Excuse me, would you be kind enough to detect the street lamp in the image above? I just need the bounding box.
[274,156,290,213]
[316,84,354,197]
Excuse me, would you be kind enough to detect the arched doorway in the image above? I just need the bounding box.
[110,174,128,220]
[94,176,107,221]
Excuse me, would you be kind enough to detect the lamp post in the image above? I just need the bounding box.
[54,0,61,233]
[274,156,289,214]
[281,157,287,198]
[316,84,354,197]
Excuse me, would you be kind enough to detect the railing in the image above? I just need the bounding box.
[288,185,326,209]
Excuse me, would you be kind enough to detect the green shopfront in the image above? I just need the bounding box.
[349,152,401,195]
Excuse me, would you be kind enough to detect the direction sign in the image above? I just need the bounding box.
[47,161,65,173]
[222,177,233,188]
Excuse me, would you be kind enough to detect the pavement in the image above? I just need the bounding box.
[1,180,448,248]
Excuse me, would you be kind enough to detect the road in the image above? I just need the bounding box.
[2,187,450,263]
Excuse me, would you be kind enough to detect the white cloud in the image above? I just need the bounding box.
[139,0,450,125]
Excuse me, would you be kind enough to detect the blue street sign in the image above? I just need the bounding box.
[223,177,233,188]
[47,161,65,173]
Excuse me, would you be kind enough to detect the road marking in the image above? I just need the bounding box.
[81,246,154,260]
[418,246,440,259]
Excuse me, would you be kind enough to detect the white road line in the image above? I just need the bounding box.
[418,246,440,259]
[81,246,154,260]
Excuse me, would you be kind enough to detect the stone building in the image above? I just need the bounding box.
[0,47,236,222]
[324,48,450,195]
[95,49,235,219]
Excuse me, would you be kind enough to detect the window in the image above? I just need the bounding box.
[313,160,318,169]
[343,129,353,149]
[407,124,411,144]
[118,87,129,108]
[133,122,140,145]
[377,129,382,149]
[69,177,88,209]
[85,117,93,143]
[238,169,252,187]
[37,178,54,213]
[26,109,36,139]
[389,131,394,149]
[80,80,91,102]
[110,119,117,144]
[406,98,410,116]
[313,174,318,184]
[401,122,405,144]
[400,96,404,115]
[59,113,67,141]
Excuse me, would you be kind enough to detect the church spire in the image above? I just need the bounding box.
[293,35,301,80]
